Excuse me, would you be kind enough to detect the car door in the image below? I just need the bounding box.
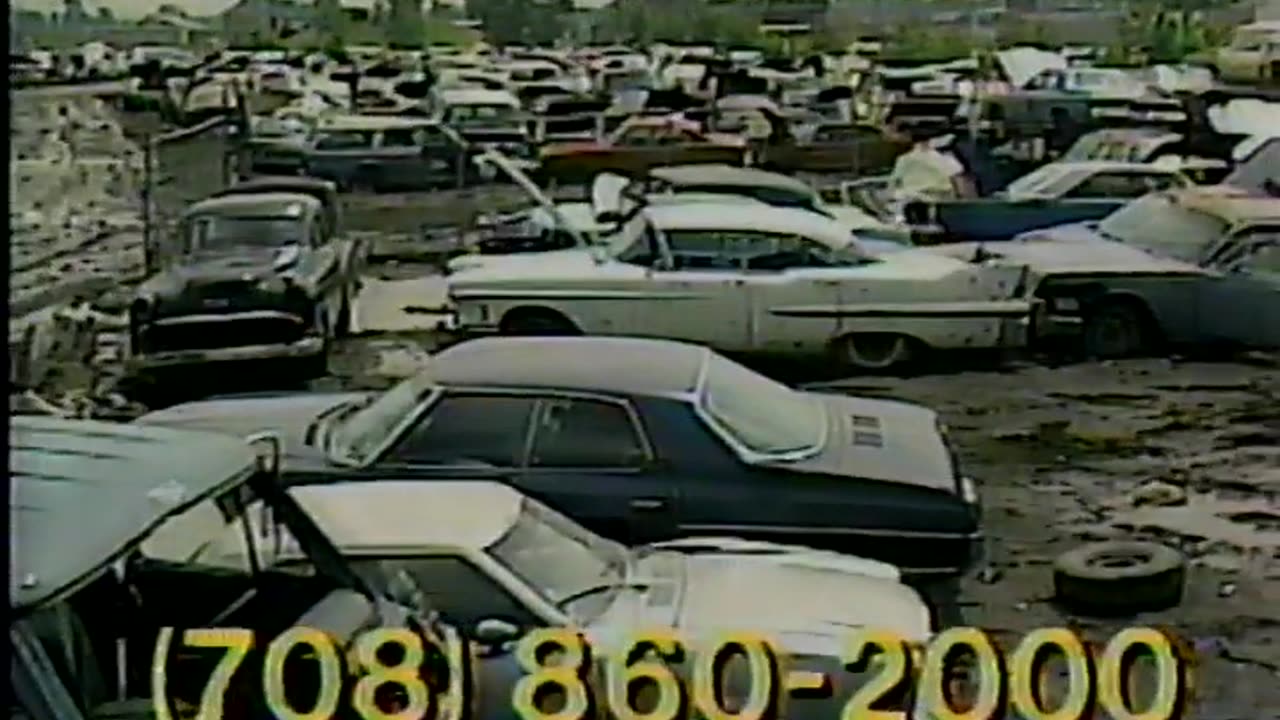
[1198,230,1280,347]
[306,129,375,187]
[637,228,752,351]
[378,392,539,472]
[517,393,678,546]
[374,126,431,191]
[380,555,544,637]
[732,231,844,353]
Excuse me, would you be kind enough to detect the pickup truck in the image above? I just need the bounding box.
[905,160,1194,244]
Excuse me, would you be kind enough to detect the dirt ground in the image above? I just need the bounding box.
[17,105,1280,718]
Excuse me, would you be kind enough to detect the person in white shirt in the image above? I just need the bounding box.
[887,131,977,207]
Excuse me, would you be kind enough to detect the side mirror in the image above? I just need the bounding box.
[473,618,521,647]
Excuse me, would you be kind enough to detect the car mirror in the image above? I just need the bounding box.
[473,618,521,647]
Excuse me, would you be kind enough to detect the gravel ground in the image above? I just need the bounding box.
[13,103,1280,718]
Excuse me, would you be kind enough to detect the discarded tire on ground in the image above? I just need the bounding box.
[1053,541,1186,616]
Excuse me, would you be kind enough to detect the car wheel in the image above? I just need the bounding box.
[1053,541,1185,616]
[836,333,915,371]
[1082,300,1153,359]
[499,309,580,336]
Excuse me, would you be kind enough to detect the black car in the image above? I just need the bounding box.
[128,178,363,378]
[138,336,983,578]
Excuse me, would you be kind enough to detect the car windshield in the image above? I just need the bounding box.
[487,498,629,624]
[698,353,826,457]
[188,215,306,250]
[1097,195,1229,263]
[329,373,438,465]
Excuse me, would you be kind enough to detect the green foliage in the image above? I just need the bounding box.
[591,0,764,47]
[881,25,977,62]
[468,0,573,45]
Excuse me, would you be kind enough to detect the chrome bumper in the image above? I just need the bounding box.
[128,336,324,371]
[997,300,1042,349]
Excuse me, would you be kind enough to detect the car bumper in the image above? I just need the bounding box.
[128,336,324,371]
[1032,311,1084,341]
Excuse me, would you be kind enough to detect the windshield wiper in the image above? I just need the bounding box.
[554,581,652,609]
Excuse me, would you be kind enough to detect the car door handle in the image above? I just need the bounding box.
[630,498,666,511]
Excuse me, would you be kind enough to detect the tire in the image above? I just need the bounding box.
[1082,299,1154,359]
[1053,541,1185,616]
[835,333,915,371]
[499,309,580,336]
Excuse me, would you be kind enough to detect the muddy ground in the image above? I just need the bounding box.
[14,99,1280,718]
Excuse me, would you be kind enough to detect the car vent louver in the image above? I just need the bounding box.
[852,431,884,448]
[851,414,881,428]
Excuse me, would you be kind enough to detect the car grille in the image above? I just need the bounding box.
[138,315,308,353]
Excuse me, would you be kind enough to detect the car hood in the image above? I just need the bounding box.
[927,234,1202,274]
[135,392,364,471]
[771,393,956,492]
[599,548,930,654]
[138,246,294,295]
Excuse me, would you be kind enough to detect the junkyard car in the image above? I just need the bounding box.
[128,179,363,377]
[446,190,1035,370]
[905,160,1193,244]
[539,115,748,184]
[137,335,984,578]
[151,479,935,645]
[298,114,479,192]
[932,185,1280,356]
[760,122,910,176]
[8,416,473,720]
[449,162,913,263]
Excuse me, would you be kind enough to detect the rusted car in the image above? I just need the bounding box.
[299,114,477,192]
[538,115,747,185]
[761,122,910,175]
[931,185,1280,357]
[128,178,364,378]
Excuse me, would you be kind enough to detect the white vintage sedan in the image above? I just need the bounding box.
[446,199,1038,369]
[146,480,934,652]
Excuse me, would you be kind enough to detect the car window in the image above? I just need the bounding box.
[1243,243,1280,275]
[1066,172,1175,199]
[359,556,541,632]
[528,397,647,468]
[313,130,374,150]
[392,393,538,466]
[745,234,841,271]
[380,127,422,148]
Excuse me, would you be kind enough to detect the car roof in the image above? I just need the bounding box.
[1168,185,1280,224]
[315,114,442,131]
[184,191,321,218]
[644,202,853,249]
[649,164,814,196]
[289,481,523,552]
[10,416,258,610]
[431,336,708,398]
[436,87,520,105]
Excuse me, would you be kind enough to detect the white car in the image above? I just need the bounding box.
[142,480,935,654]
[447,160,1036,370]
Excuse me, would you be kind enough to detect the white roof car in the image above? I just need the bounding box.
[1000,160,1194,200]
[143,480,934,654]
[450,150,1035,371]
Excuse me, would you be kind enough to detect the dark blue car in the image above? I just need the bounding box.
[139,336,983,578]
